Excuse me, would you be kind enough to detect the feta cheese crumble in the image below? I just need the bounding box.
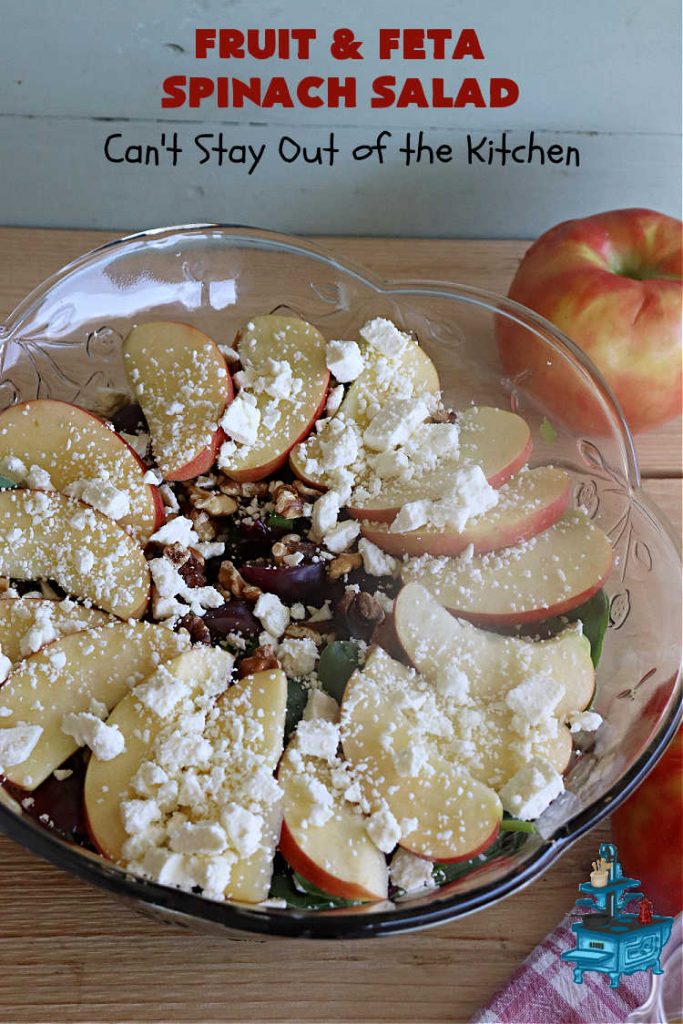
[499,758,565,820]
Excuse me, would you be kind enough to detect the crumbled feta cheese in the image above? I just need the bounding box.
[436,667,470,703]
[323,519,360,554]
[0,455,27,481]
[325,385,345,416]
[75,550,95,574]
[568,710,603,733]
[301,776,334,827]
[311,490,341,540]
[61,712,125,761]
[358,538,398,577]
[326,340,364,382]
[390,500,430,533]
[254,593,290,638]
[390,848,436,893]
[25,465,54,491]
[0,723,43,771]
[393,743,430,777]
[53,768,73,781]
[505,675,565,731]
[290,602,306,620]
[142,468,161,485]
[360,318,411,357]
[366,805,401,853]
[169,821,227,854]
[220,393,261,446]
[363,397,429,452]
[148,557,185,599]
[64,477,131,521]
[319,423,361,471]
[499,758,565,820]
[19,610,57,657]
[0,649,11,685]
[277,638,319,678]
[121,797,162,834]
[150,516,199,548]
[121,431,151,459]
[296,719,340,760]
[221,803,263,858]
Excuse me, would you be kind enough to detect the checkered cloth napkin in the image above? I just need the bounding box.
[469,904,651,1024]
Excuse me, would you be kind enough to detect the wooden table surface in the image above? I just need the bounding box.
[0,229,680,1024]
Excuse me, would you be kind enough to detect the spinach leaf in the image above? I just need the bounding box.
[265,512,299,531]
[0,475,18,490]
[431,825,532,886]
[317,640,362,703]
[269,856,361,909]
[285,676,309,739]
[541,588,609,668]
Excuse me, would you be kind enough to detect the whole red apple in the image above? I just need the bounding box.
[497,208,682,433]
[611,727,682,917]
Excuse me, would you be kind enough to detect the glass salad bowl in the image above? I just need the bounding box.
[0,225,680,939]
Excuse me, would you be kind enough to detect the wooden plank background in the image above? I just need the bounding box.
[0,229,680,1024]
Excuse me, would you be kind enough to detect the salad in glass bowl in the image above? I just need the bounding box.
[0,310,615,909]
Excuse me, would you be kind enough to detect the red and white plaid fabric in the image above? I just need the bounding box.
[470,904,651,1024]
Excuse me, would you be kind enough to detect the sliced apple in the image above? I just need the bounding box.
[219,315,330,483]
[85,661,286,904]
[85,648,234,861]
[0,622,190,790]
[402,514,613,625]
[394,582,595,718]
[0,598,109,664]
[340,647,502,862]
[289,333,440,488]
[278,720,388,902]
[0,490,151,619]
[123,321,232,481]
[347,407,533,522]
[0,399,164,543]
[360,466,570,556]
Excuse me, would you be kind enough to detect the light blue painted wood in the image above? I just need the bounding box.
[0,0,680,235]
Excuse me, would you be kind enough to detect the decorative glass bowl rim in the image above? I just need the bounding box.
[0,223,680,939]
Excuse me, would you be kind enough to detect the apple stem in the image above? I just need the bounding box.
[500,818,536,834]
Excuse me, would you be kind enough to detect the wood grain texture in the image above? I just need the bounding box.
[0,229,679,1024]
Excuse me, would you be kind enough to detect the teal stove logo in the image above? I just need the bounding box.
[561,842,674,989]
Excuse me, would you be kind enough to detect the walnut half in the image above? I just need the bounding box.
[217,559,262,603]
[238,645,280,678]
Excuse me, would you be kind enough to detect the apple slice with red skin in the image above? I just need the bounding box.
[360,466,570,557]
[402,513,612,626]
[85,661,287,904]
[0,622,190,790]
[278,733,389,902]
[289,336,440,489]
[220,315,330,483]
[0,489,152,619]
[84,647,234,861]
[123,321,232,481]
[394,582,595,720]
[0,598,109,664]
[340,647,502,862]
[346,407,532,523]
[0,399,164,543]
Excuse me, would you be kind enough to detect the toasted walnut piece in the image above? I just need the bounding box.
[272,482,306,519]
[430,408,458,424]
[188,508,216,541]
[337,589,385,640]
[271,533,303,565]
[292,479,323,499]
[283,623,333,645]
[176,613,211,645]
[163,542,191,568]
[188,488,238,517]
[238,644,280,678]
[217,475,269,498]
[327,552,363,580]
[178,551,206,589]
[218,559,262,603]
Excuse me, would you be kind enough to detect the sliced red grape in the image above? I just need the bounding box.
[240,562,326,602]
[203,601,260,639]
